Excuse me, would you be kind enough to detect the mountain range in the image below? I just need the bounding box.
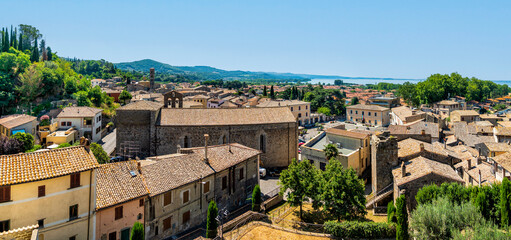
[114,59,417,81]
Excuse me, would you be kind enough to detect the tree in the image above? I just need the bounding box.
[279,158,319,220]
[396,195,409,240]
[317,106,331,116]
[130,222,144,240]
[0,136,23,154]
[252,184,262,212]
[323,143,338,161]
[16,65,42,103]
[90,142,109,164]
[263,85,267,96]
[46,47,52,61]
[270,85,275,99]
[387,201,397,223]
[334,79,343,86]
[74,90,91,107]
[88,86,104,107]
[119,90,132,104]
[350,97,359,105]
[321,159,366,221]
[206,200,218,238]
[30,37,39,62]
[501,177,511,227]
[12,132,34,152]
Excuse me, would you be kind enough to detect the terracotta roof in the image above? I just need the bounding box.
[451,110,479,116]
[0,146,99,186]
[480,114,502,120]
[142,144,260,196]
[483,142,511,152]
[454,160,496,185]
[325,128,369,139]
[119,100,164,111]
[0,114,36,129]
[498,121,511,128]
[398,138,448,158]
[389,121,439,138]
[256,100,310,108]
[495,127,511,136]
[391,106,414,120]
[436,100,459,105]
[158,107,296,126]
[96,161,149,210]
[392,156,463,186]
[57,107,103,118]
[492,152,511,171]
[347,104,389,111]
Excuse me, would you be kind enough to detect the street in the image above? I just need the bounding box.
[100,129,116,156]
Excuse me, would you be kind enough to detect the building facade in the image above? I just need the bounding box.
[57,107,103,142]
[347,104,391,127]
[256,100,312,126]
[0,114,37,137]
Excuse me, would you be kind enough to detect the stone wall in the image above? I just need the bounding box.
[371,133,398,194]
[115,109,157,158]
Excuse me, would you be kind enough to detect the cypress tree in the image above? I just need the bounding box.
[387,200,397,223]
[252,184,262,212]
[46,47,52,61]
[9,25,13,47]
[270,85,275,99]
[31,37,39,62]
[501,178,511,227]
[3,29,9,52]
[396,195,409,240]
[18,31,23,51]
[206,200,218,238]
[263,85,267,96]
[12,28,17,50]
[130,222,144,240]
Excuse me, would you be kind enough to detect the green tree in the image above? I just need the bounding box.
[15,65,42,103]
[252,184,262,212]
[46,47,52,61]
[501,177,511,227]
[119,90,132,104]
[130,222,144,240]
[322,159,366,221]
[323,143,338,161]
[206,200,218,238]
[350,97,359,105]
[279,158,320,220]
[88,86,104,107]
[30,37,39,62]
[387,200,397,223]
[90,142,109,164]
[317,106,331,116]
[396,195,409,240]
[12,132,34,152]
[263,85,267,96]
[74,90,91,107]
[270,85,275,99]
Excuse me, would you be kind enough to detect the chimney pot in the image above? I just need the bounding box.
[137,162,142,174]
[421,129,425,135]
[419,143,425,152]
[204,134,210,163]
[401,161,406,177]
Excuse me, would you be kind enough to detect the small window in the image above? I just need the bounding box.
[222,176,228,190]
[362,111,364,115]
[368,112,371,116]
[0,220,9,232]
[137,213,143,220]
[350,110,352,114]
[139,199,144,207]
[374,112,377,116]
[203,181,210,193]
[70,173,80,188]
[38,219,44,228]
[183,190,189,204]
[182,211,190,224]
[83,118,92,126]
[70,236,76,240]
[96,127,101,135]
[306,105,308,110]
[108,232,116,240]
[298,113,302,118]
[299,106,301,110]
[239,168,244,180]
[291,107,293,111]
[0,186,11,203]
[115,206,123,220]
[163,216,172,231]
[164,192,172,206]
[69,205,78,221]
[38,185,46,198]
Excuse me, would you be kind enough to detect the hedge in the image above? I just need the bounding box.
[324,221,396,238]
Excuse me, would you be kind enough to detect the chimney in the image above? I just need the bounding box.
[177,145,181,154]
[204,134,209,164]
[137,162,142,174]
[401,161,406,177]
[80,137,90,152]
[492,160,497,175]
[421,129,425,135]
[419,143,425,152]
[478,169,482,186]
[467,158,472,170]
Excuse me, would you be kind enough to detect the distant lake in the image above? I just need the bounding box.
[310,78,511,86]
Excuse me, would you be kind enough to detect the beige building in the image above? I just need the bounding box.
[142,143,260,239]
[57,107,103,142]
[0,114,37,137]
[301,128,370,175]
[0,146,99,240]
[256,99,312,126]
[450,110,480,123]
[95,161,149,240]
[347,104,390,127]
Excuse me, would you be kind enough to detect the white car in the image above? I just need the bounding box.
[259,167,267,178]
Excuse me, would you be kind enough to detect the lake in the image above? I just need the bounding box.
[309,78,511,86]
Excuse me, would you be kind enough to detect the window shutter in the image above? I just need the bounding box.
[38,185,45,197]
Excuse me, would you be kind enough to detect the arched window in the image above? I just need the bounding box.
[219,135,227,144]
[184,136,190,148]
[260,134,266,153]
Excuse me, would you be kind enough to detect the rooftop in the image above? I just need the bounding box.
[119,100,164,111]
[347,104,389,111]
[0,146,98,186]
[57,106,103,118]
[492,152,511,171]
[0,114,36,129]
[392,156,463,186]
[398,138,448,158]
[256,99,310,108]
[451,110,480,116]
[325,128,369,139]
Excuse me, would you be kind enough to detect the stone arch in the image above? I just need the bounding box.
[258,132,267,153]
[179,134,191,148]
[219,134,229,145]
[164,90,183,108]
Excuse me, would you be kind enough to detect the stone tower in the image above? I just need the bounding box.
[149,68,155,90]
[371,131,398,194]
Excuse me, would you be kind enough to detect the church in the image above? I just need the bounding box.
[115,91,298,168]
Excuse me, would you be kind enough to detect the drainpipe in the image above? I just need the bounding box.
[87,170,93,240]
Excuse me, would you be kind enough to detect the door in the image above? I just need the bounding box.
[120,228,130,240]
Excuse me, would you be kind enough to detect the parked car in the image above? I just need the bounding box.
[259,167,267,178]
[110,156,124,162]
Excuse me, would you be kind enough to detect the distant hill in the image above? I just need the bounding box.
[114,59,416,81]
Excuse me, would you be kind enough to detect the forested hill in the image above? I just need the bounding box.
[115,59,348,81]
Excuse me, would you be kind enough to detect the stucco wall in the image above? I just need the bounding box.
[95,197,145,240]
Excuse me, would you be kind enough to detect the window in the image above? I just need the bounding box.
[183,136,190,148]
[137,213,143,220]
[164,192,172,206]
[70,236,76,240]
[83,118,92,126]
[139,199,144,207]
[374,112,377,116]
[115,206,123,220]
[38,185,45,198]
[291,107,294,111]
[182,190,189,204]
[306,105,308,110]
[350,110,352,114]
[299,106,301,110]
[375,120,378,125]
[239,168,244,180]
[69,204,78,221]
[182,211,190,224]
[70,173,80,188]
[362,111,364,115]
[222,176,228,190]
[0,220,9,232]
[38,219,44,228]
[368,112,371,116]
[259,135,266,153]
[163,216,172,231]
[96,127,101,135]
[306,113,308,117]
[203,181,210,193]
[0,186,11,203]
[298,113,302,118]
[108,232,116,240]
[356,111,358,114]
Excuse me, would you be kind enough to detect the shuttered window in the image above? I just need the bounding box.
[0,186,11,203]
[203,181,210,193]
[182,211,190,224]
[38,185,45,197]
[70,173,80,188]
[115,206,123,220]
[163,216,172,230]
[183,190,189,204]
[239,168,244,180]
[222,176,227,190]
[164,192,172,206]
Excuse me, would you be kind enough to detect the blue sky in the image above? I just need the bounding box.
[2,0,511,79]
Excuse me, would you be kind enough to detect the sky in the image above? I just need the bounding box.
[2,0,511,80]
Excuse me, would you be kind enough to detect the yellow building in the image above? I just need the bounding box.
[0,114,37,137]
[347,104,390,127]
[0,146,99,240]
[256,99,312,126]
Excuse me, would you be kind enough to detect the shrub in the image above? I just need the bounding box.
[90,142,109,164]
[387,200,397,223]
[130,222,144,240]
[324,221,396,238]
[56,142,71,148]
[501,178,511,227]
[12,132,34,152]
[206,200,218,238]
[26,144,42,152]
[252,184,261,212]
[452,222,511,240]
[396,195,409,240]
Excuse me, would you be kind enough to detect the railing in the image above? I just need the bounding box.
[366,183,393,208]
[263,187,280,200]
